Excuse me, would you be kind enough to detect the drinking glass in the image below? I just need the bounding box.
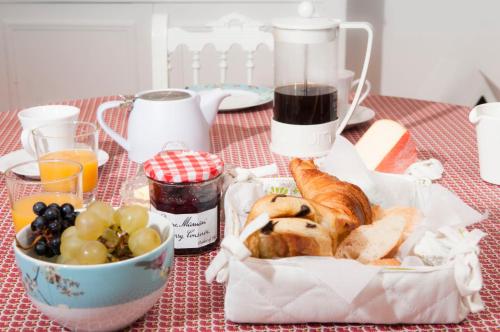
[5,160,83,233]
[32,121,98,204]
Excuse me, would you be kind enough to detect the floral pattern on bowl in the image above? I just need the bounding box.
[135,250,171,278]
[22,266,84,305]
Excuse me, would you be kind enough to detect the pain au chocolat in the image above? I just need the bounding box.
[245,217,333,259]
[245,194,348,255]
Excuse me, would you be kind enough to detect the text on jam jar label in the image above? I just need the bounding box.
[151,206,218,249]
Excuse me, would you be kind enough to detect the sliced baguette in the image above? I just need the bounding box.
[334,215,406,263]
[374,206,422,241]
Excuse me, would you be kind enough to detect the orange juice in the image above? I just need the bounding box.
[11,192,83,233]
[40,150,98,193]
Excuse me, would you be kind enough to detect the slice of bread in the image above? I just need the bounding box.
[374,206,422,241]
[334,215,406,263]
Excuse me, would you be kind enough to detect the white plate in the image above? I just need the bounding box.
[347,105,375,127]
[187,84,273,111]
[0,149,110,177]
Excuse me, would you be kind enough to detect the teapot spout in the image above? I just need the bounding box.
[199,89,231,126]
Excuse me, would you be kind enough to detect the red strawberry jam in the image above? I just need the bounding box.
[144,150,224,255]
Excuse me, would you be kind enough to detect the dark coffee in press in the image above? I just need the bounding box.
[273,84,338,125]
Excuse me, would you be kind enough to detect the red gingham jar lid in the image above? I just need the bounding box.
[143,150,224,183]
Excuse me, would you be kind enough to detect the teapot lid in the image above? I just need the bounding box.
[273,1,338,31]
[138,90,191,101]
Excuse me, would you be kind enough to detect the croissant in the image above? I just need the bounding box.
[290,158,373,232]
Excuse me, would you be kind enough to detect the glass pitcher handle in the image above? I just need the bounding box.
[336,22,373,136]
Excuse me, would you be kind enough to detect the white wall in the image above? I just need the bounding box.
[0,0,347,111]
[344,0,500,106]
[1,0,498,111]
[0,2,153,111]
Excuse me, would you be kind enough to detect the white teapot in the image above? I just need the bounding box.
[97,89,229,163]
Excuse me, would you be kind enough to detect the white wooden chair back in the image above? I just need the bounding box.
[166,13,273,86]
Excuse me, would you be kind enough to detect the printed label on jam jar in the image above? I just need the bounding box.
[151,206,218,249]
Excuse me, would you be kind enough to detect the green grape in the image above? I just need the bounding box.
[114,205,148,234]
[128,227,161,257]
[75,210,107,240]
[56,254,79,265]
[77,240,108,265]
[61,226,78,242]
[60,235,85,258]
[88,201,115,226]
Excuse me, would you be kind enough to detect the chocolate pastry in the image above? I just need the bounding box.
[244,218,333,258]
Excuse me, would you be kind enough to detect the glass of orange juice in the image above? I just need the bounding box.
[32,121,98,204]
[5,160,83,233]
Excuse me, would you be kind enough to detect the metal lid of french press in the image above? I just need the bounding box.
[272,1,339,31]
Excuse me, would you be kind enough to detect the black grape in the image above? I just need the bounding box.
[43,207,60,221]
[60,203,75,217]
[34,239,48,256]
[32,202,47,216]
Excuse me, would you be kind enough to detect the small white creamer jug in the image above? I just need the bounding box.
[469,102,500,185]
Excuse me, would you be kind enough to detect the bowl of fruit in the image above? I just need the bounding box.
[13,201,174,332]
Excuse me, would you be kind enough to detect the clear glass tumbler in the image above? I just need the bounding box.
[5,159,83,233]
[32,121,98,204]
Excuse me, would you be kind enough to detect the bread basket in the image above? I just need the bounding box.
[206,137,486,324]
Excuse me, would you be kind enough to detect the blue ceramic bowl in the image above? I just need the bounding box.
[14,211,174,332]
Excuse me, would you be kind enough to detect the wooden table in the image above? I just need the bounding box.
[0,96,498,331]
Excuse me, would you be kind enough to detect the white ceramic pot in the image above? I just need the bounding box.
[469,102,500,185]
[97,89,229,163]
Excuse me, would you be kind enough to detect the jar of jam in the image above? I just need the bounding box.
[143,150,224,255]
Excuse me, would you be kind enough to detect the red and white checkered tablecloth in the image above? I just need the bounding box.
[0,96,498,331]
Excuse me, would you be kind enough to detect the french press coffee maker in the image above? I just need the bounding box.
[270,1,373,157]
